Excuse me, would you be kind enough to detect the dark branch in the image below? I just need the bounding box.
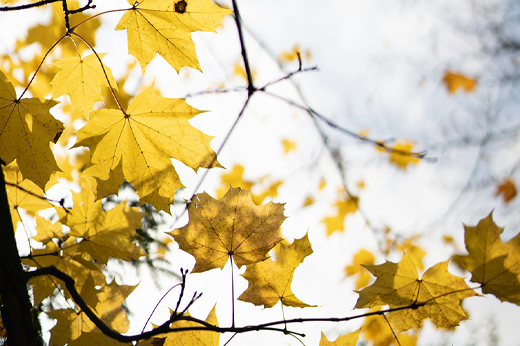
[231,0,255,96]
[0,0,60,11]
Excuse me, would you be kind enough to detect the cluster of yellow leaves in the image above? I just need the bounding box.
[454,213,520,304]
[278,45,312,64]
[355,253,477,332]
[321,196,358,236]
[216,164,283,205]
[442,71,477,94]
[361,309,417,346]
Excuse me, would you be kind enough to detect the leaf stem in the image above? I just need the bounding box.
[230,255,235,328]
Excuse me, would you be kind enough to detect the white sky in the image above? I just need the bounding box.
[3,0,520,345]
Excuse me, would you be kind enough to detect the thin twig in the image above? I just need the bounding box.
[0,0,60,11]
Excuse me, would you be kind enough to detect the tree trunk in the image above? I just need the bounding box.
[0,168,42,346]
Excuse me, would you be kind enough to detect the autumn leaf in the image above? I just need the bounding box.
[380,141,420,170]
[47,274,136,346]
[19,1,101,57]
[278,45,312,63]
[454,213,520,304]
[345,249,375,290]
[168,187,284,272]
[75,83,221,212]
[216,165,252,198]
[355,253,477,332]
[321,197,358,236]
[282,138,297,154]
[319,329,360,346]
[57,180,147,264]
[23,240,107,300]
[239,233,315,308]
[4,160,52,230]
[31,215,64,245]
[495,177,516,203]
[442,71,477,94]
[51,54,118,118]
[68,332,132,346]
[116,0,232,74]
[0,69,63,189]
[143,305,219,346]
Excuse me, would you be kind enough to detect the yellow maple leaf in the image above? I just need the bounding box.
[142,305,219,346]
[239,233,315,308]
[51,54,118,118]
[361,308,396,346]
[355,253,477,332]
[4,160,51,230]
[495,177,517,203]
[32,215,64,245]
[74,83,221,212]
[282,138,297,154]
[16,2,101,58]
[23,240,107,300]
[442,71,477,94]
[251,180,283,205]
[319,329,360,346]
[395,236,426,272]
[345,249,375,290]
[454,213,520,304]
[384,141,420,170]
[216,164,252,198]
[168,187,284,272]
[321,197,358,236]
[68,332,132,345]
[0,69,63,189]
[116,0,232,74]
[278,45,312,63]
[47,274,136,346]
[57,180,147,264]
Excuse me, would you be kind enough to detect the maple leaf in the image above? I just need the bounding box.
[321,197,358,236]
[168,187,284,272]
[51,54,118,118]
[74,83,221,212]
[116,0,232,74]
[378,141,420,170]
[495,177,516,203]
[47,274,136,346]
[3,160,51,230]
[355,253,477,332]
[31,215,64,245]
[442,71,477,94]
[239,233,315,308]
[282,138,297,154]
[319,330,360,346]
[0,69,63,189]
[23,239,107,299]
[345,249,375,290]
[148,305,219,346]
[19,1,101,57]
[455,213,520,304]
[57,180,147,264]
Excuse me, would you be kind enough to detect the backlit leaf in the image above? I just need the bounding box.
[116,0,232,74]
[0,69,63,189]
[239,233,315,308]
[168,187,284,272]
[75,83,221,212]
[355,253,477,332]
